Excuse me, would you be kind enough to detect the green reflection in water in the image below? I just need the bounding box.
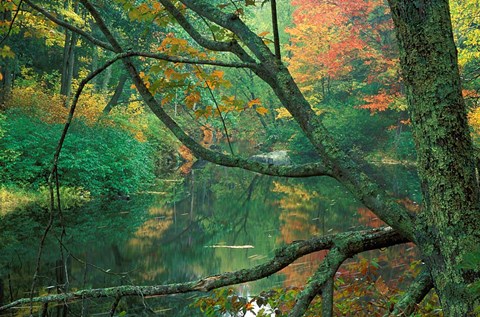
[0,163,420,316]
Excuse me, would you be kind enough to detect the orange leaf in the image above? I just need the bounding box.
[255,106,268,115]
[211,70,224,79]
[375,276,389,295]
[247,98,261,108]
[164,68,175,79]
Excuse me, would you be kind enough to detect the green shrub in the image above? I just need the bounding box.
[0,109,155,195]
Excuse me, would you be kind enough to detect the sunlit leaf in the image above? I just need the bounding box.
[255,106,268,115]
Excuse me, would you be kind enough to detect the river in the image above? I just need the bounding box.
[0,163,422,316]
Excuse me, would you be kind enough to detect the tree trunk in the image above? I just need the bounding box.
[388,0,480,314]
[0,8,13,106]
[0,62,12,106]
[60,1,79,103]
[101,63,112,92]
[102,73,128,114]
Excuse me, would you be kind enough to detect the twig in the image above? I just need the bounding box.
[109,295,122,317]
[29,178,55,316]
[22,0,114,51]
[0,0,23,47]
[195,65,235,155]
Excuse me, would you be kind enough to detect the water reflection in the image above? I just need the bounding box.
[0,163,421,316]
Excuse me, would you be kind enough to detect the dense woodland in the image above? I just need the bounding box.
[0,0,479,316]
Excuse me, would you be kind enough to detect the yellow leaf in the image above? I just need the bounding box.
[255,106,268,115]
[0,73,2,81]
[258,31,270,37]
[275,107,292,120]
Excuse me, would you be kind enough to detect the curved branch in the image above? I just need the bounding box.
[388,269,433,316]
[179,0,417,243]
[77,0,334,179]
[82,0,416,241]
[158,0,256,64]
[22,0,114,51]
[180,0,275,63]
[125,60,334,177]
[289,227,409,317]
[0,227,408,312]
[0,0,23,47]
[50,54,127,173]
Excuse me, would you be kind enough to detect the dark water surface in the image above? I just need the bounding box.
[0,163,421,316]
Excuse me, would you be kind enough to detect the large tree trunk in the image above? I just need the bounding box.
[388,0,480,314]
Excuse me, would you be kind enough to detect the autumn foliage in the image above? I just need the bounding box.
[286,0,402,112]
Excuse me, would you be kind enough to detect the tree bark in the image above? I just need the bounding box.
[388,0,480,314]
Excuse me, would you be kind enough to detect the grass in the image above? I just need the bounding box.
[0,185,90,215]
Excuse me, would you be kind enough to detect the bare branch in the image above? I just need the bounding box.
[22,0,114,51]
[270,0,281,61]
[0,0,23,47]
[127,50,258,69]
[109,295,122,317]
[388,269,433,316]
[0,227,408,312]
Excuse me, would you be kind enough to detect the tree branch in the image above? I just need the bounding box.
[127,50,258,69]
[22,0,114,51]
[388,269,433,316]
[322,278,334,317]
[179,0,417,242]
[290,248,347,317]
[180,0,275,63]
[270,0,281,61]
[77,0,334,179]
[0,0,23,47]
[289,226,409,317]
[0,227,408,312]
[78,0,414,242]
[158,0,257,64]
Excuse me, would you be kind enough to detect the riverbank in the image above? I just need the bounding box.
[0,186,90,215]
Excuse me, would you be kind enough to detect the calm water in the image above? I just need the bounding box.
[0,163,421,316]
